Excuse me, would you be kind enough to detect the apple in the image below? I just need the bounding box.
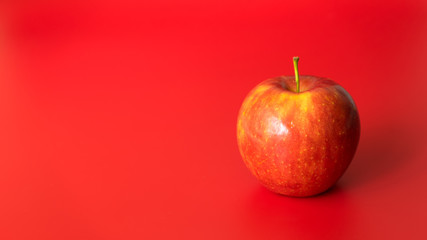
[237,57,360,197]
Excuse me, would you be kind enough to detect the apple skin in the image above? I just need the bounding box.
[237,76,360,197]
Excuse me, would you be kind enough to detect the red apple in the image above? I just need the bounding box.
[237,57,360,197]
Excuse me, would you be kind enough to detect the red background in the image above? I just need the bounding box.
[1,0,427,239]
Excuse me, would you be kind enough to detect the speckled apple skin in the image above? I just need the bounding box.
[237,76,360,197]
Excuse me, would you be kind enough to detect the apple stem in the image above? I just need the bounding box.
[293,57,300,93]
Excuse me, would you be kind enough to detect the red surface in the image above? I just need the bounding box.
[0,0,427,239]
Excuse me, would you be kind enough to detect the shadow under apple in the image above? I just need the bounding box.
[340,123,422,189]
[242,185,356,239]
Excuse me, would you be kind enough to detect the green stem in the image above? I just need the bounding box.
[293,57,300,93]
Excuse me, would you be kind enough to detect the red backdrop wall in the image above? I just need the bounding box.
[0,0,426,239]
